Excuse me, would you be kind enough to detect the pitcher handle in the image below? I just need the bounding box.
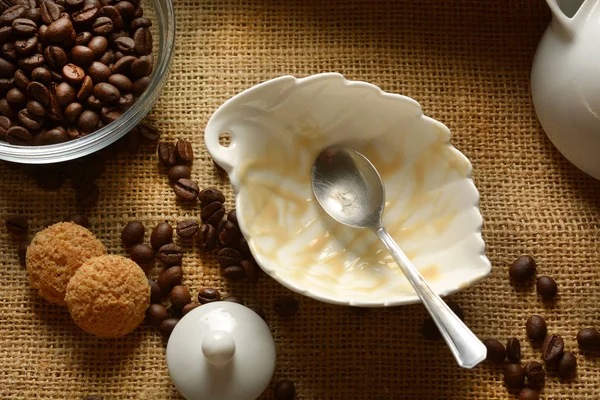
[546,0,596,35]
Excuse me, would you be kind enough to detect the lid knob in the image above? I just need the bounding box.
[201,330,236,366]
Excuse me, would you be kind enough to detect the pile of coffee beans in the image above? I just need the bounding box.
[157,138,200,201]
[509,254,558,300]
[0,0,154,146]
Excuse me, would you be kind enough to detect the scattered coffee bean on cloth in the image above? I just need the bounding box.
[509,255,536,283]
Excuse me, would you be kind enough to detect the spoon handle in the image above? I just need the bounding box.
[375,227,487,369]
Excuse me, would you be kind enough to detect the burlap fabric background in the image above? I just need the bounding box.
[1,0,600,398]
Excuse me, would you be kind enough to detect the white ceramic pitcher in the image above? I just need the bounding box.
[531,0,600,179]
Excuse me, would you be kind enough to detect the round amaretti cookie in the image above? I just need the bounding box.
[65,255,150,338]
[26,222,106,305]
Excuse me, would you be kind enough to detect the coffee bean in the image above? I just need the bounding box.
[524,361,545,388]
[506,337,521,363]
[6,87,26,104]
[44,45,68,70]
[73,3,99,25]
[75,31,92,46]
[65,213,89,227]
[241,259,259,284]
[76,75,93,101]
[222,265,245,281]
[100,106,121,123]
[12,18,37,37]
[87,61,111,82]
[40,1,62,24]
[18,108,42,130]
[157,243,183,267]
[197,287,220,304]
[0,77,14,91]
[273,380,295,400]
[536,276,557,299]
[107,73,130,92]
[77,109,99,132]
[75,182,99,206]
[113,35,134,55]
[157,266,183,295]
[0,98,16,118]
[62,63,86,85]
[93,82,120,102]
[168,165,190,184]
[217,247,242,268]
[136,122,159,142]
[146,303,168,326]
[70,45,94,66]
[0,25,11,44]
[26,100,45,117]
[131,26,151,56]
[117,93,132,108]
[238,238,250,256]
[13,69,29,91]
[159,317,179,339]
[112,49,123,61]
[31,66,51,84]
[526,315,547,342]
[100,5,122,30]
[6,125,30,145]
[131,76,148,96]
[518,388,539,400]
[173,178,199,201]
[274,296,298,318]
[176,220,198,239]
[26,81,51,107]
[56,81,77,106]
[504,363,525,389]
[217,220,241,247]
[0,115,10,136]
[170,285,191,311]
[47,17,73,43]
[39,128,69,144]
[148,278,161,303]
[201,201,225,226]
[509,255,536,283]
[88,36,107,57]
[1,5,27,25]
[199,187,225,206]
[115,1,134,19]
[15,36,38,56]
[150,221,173,250]
[577,327,600,351]
[131,55,150,77]
[182,303,200,316]
[91,16,113,34]
[5,215,28,238]
[121,221,144,245]
[157,141,176,167]
[111,53,134,74]
[542,334,564,362]
[197,223,217,251]
[227,209,238,226]
[131,17,151,29]
[483,339,506,363]
[175,138,193,164]
[557,352,577,379]
[129,243,153,265]
[63,101,82,123]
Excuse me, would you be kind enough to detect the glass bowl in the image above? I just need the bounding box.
[0,0,176,164]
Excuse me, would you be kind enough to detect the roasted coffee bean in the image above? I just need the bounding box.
[107,73,130,92]
[56,81,77,106]
[91,16,113,34]
[217,247,242,268]
[519,388,539,400]
[149,279,161,303]
[5,215,28,238]
[100,5,122,29]
[15,36,38,56]
[241,260,259,284]
[157,243,183,267]
[168,165,190,184]
[112,49,123,61]
[47,17,73,43]
[170,285,191,311]
[87,61,111,82]
[31,66,51,84]
[113,35,134,54]
[273,380,295,400]
[197,287,220,304]
[201,201,225,227]
[483,339,506,363]
[577,327,600,351]
[150,221,173,250]
[197,223,217,251]
[227,209,238,226]
[0,25,11,44]
[66,0,86,8]
[181,303,200,316]
[70,45,94,66]
[504,363,525,389]
[274,296,299,318]
[1,5,27,25]
[26,7,41,24]
[77,109,100,132]
[173,178,199,201]
[0,98,16,118]
[62,63,86,85]
[111,53,134,74]
[506,338,521,363]
[536,276,557,299]
[217,220,241,247]
[199,187,225,205]
[98,50,113,65]
[131,17,151,29]
[175,138,193,164]
[64,101,82,123]
[72,3,99,25]
[67,126,81,139]
[88,36,108,57]
[524,361,545,388]
[44,46,68,70]
[13,69,29,90]
[131,26,151,56]
[115,0,134,19]
[65,213,89,227]
[131,54,150,77]
[6,87,26,104]
[526,315,547,342]
[75,182,100,206]
[38,128,68,144]
[75,31,92,46]
[542,334,564,362]
[157,141,176,167]
[121,221,144,245]
[26,81,51,107]
[146,303,168,326]
[222,265,245,280]
[0,77,14,90]
[100,106,121,123]
[131,75,148,96]
[40,1,62,24]
[136,122,159,142]
[77,75,93,100]
[509,255,536,283]
[159,317,179,339]
[157,265,183,295]
[18,108,42,130]
[12,18,37,37]
[129,243,153,266]
[0,115,10,134]
[93,82,120,103]
[557,351,577,379]
[6,125,30,145]
[1,44,17,64]
[176,219,198,239]
[26,100,45,117]
[117,92,133,108]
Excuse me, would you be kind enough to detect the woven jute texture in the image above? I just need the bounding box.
[1,0,600,398]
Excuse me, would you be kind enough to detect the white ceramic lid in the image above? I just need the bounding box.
[166,301,276,400]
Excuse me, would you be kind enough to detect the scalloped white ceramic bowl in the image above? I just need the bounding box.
[205,73,490,307]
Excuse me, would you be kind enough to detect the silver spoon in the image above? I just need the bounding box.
[311,147,487,369]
